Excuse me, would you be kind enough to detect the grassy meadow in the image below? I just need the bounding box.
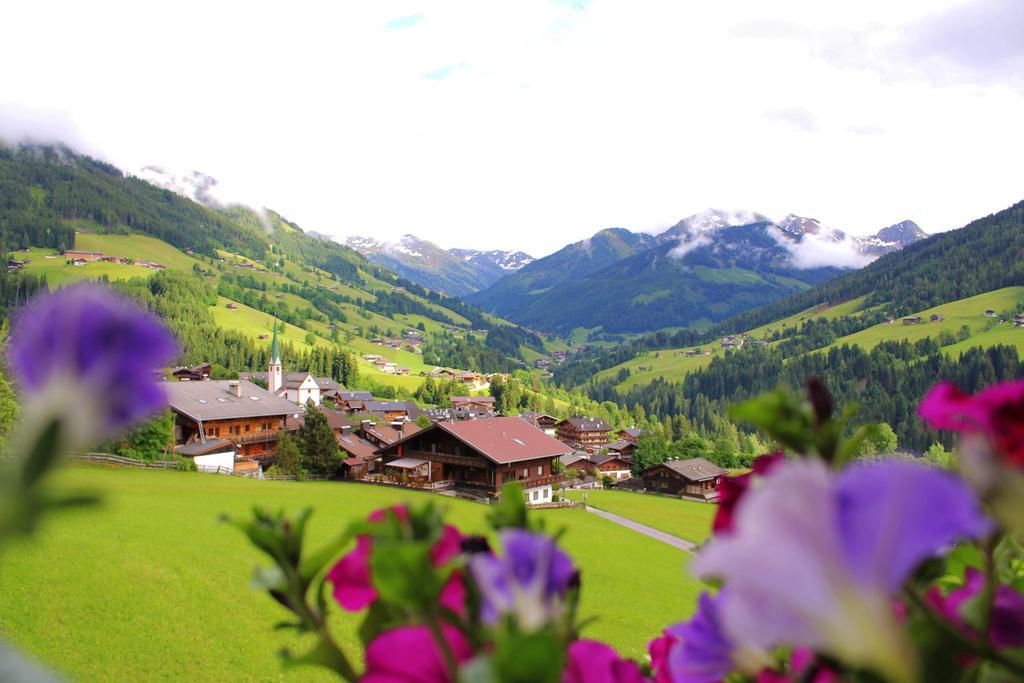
[561,490,716,544]
[0,466,703,681]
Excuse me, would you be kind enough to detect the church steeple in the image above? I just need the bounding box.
[270,319,281,365]
[267,319,283,394]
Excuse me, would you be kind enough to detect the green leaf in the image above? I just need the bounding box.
[370,539,436,610]
[491,629,565,683]
[488,482,528,530]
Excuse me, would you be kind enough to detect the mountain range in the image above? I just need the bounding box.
[467,210,927,334]
[343,235,533,297]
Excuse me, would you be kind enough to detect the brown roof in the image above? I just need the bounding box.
[364,422,423,446]
[560,416,612,432]
[381,416,571,465]
[336,433,379,459]
[590,452,631,467]
[166,380,300,422]
[648,457,726,482]
[451,396,496,407]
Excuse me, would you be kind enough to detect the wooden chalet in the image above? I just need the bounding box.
[520,411,559,436]
[640,457,726,501]
[375,416,570,503]
[902,316,922,325]
[334,391,374,413]
[605,439,636,461]
[450,396,497,419]
[172,362,212,381]
[930,314,945,322]
[62,249,102,261]
[165,380,300,460]
[590,452,632,480]
[617,428,642,443]
[556,416,613,450]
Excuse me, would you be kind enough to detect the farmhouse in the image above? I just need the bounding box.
[334,391,374,412]
[165,380,300,460]
[172,362,211,382]
[605,440,636,461]
[375,416,569,504]
[62,249,102,261]
[902,316,922,325]
[520,411,559,436]
[559,451,593,472]
[640,457,726,501]
[590,452,632,480]
[985,309,997,317]
[930,314,946,322]
[556,416,613,450]
[173,437,240,473]
[451,396,497,419]
[363,400,424,422]
[617,428,642,443]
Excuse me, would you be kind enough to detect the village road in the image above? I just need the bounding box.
[583,505,696,553]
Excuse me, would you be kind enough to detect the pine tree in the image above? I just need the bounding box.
[298,405,342,476]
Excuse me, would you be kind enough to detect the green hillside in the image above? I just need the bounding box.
[2,143,556,394]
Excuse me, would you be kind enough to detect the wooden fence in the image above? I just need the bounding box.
[68,452,180,469]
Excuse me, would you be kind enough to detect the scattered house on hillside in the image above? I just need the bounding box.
[684,349,701,356]
[375,416,569,504]
[451,396,497,419]
[985,310,997,317]
[172,362,212,382]
[556,416,613,451]
[520,411,559,436]
[903,316,922,325]
[226,302,238,310]
[240,323,335,407]
[258,333,269,340]
[639,457,726,501]
[930,314,946,322]
[720,335,741,349]
[165,379,300,460]
[883,316,895,325]
[62,249,102,261]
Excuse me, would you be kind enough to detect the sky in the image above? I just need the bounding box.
[1,0,1023,257]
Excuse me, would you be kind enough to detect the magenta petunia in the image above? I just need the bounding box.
[713,452,784,535]
[327,536,377,611]
[362,624,473,683]
[328,511,467,614]
[919,380,1024,467]
[563,640,648,683]
[926,568,1024,649]
[7,284,177,445]
[647,631,677,683]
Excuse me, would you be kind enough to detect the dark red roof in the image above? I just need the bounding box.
[439,416,571,464]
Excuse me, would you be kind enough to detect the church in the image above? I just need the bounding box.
[241,321,338,407]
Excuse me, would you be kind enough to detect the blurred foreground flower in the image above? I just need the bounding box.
[693,459,989,683]
[8,283,177,452]
[563,640,646,683]
[362,624,472,683]
[469,527,576,631]
[926,568,1024,650]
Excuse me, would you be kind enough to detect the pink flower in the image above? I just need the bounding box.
[713,452,785,535]
[647,631,677,683]
[362,624,473,683]
[919,380,1024,467]
[327,536,377,611]
[926,568,1024,649]
[328,506,467,613]
[563,640,648,683]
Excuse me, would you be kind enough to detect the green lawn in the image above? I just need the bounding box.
[0,467,701,680]
[561,489,716,544]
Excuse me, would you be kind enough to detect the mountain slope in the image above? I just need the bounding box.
[345,234,521,296]
[494,222,845,334]
[467,227,658,318]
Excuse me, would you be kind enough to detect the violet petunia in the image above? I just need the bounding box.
[8,284,177,448]
[563,640,648,683]
[468,528,576,631]
[662,592,736,683]
[693,459,990,683]
[362,624,473,683]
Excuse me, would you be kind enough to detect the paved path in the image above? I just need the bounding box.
[583,505,696,553]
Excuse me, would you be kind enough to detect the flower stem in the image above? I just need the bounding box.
[427,617,459,681]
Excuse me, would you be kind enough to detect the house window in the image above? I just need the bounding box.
[537,465,543,476]
[532,490,538,501]
[245,424,251,433]
[522,468,528,478]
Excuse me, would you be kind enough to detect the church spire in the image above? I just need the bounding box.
[270,319,281,365]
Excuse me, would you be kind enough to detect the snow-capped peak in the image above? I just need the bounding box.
[658,208,772,243]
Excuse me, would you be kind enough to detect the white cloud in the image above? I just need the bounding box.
[769,229,874,270]
[0,1,1021,256]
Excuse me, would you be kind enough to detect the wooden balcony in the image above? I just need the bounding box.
[400,450,485,469]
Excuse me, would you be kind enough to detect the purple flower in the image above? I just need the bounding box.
[693,459,990,683]
[468,528,575,631]
[663,593,735,683]
[8,284,177,446]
